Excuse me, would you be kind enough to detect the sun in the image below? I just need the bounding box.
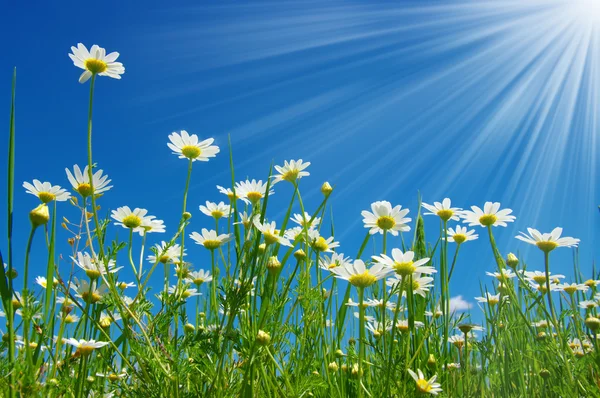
[569,0,600,23]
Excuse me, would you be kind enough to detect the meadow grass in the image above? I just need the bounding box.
[2,44,600,397]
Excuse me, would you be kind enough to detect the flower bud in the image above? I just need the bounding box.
[539,369,550,379]
[30,204,50,228]
[294,249,306,261]
[6,268,17,279]
[256,330,271,346]
[184,323,195,333]
[506,253,519,269]
[266,256,281,273]
[585,317,600,332]
[182,212,192,220]
[334,349,345,358]
[258,243,266,253]
[427,354,436,368]
[328,362,339,372]
[321,182,333,197]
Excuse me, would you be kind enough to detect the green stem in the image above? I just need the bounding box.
[358,287,366,398]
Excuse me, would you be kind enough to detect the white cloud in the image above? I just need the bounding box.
[449,295,472,313]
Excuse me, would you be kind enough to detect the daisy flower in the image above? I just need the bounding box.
[99,311,122,328]
[327,259,393,288]
[111,207,152,230]
[68,43,124,83]
[396,320,424,332]
[306,229,339,253]
[186,270,213,285]
[199,201,231,220]
[290,212,321,229]
[372,249,434,278]
[522,270,565,285]
[474,292,506,306]
[64,338,109,355]
[167,131,219,162]
[23,180,70,203]
[273,159,310,184]
[234,211,257,229]
[408,369,442,395]
[71,278,107,304]
[515,227,579,253]
[35,276,58,289]
[147,242,184,264]
[216,185,240,201]
[579,300,598,310]
[235,179,274,204]
[361,201,411,236]
[460,202,516,228]
[558,283,588,295]
[168,285,201,300]
[387,275,435,298]
[189,229,233,250]
[65,165,112,198]
[253,220,292,247]
[138,217,165,235]
[422,198,462,221]
[319,253,353,271]
[72,252,121,279]
[366,320,393,335]
[486,269,516,281]
[446,226,478,245]
[447,335,466,348]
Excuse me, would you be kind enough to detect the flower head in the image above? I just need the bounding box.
[69,43,124,83]
[422,198,462,222]
[199,201,231,220]
[290,212,321,229]
[65,165,112,197]
[72,252,121,279]
[147,242,184,264]
[327,259,393,288]
[407,369,442,395]
[111,206,152,230]
[446,226,478,245]
[167,131,219,162]
[319,253,352,270]
[461,202,515,227]
[189,229,232,250]
[273,159,310,184]
[185,270,213,285]
[64,338,109,355]
[23,180,70,203]
[515,227,579,253]
[372,249,434,278]
[253,220,292,247]
[362,201,411,236]
[235,179,274,204]
[306,229,339,253]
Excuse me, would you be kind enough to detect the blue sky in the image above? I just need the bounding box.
[1,0,599,315]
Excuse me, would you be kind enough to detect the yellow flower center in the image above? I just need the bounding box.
[488,298,499,306]
[108,374,120,382]
[77,183,93,197]
[122,214,142,229]
[327,262,339,269]
[312,237,329,252]
[437,209,454,221]
[78,345,96,356]
[99,318,112,328]
[416,379,433,393]
[264,232,280,245]
[82,291,102,304]
[451,340,465,348]
[64,315,77,324]
[226,192,237,201]
[585,279,597,287]
[282,169,300,182]
[536,241,558,253]
[348,271,377,288]
[564,286,578,295]
[412,280,421,291]
[479,214,497,226]
[376,216,396,231]
[12,299,22,309]
[532,275,547,284]
[38,191,56,203]
[85,58,108,74]
[182,290,192,299]
[203,240,221,250]
[159,255,170,264]
[193,278,205,285]
[393,261,415,277]
[211,210,224,219]
[452,234,467,245]
[247,191,263,204]
[396,323,409,333]
[85,269,101,280]
[181,145,201,159]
